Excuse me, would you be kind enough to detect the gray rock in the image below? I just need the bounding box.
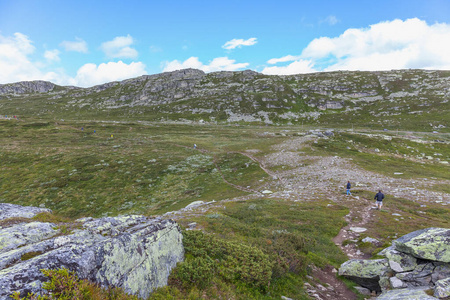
[390,276,407,289]
[395,262,434,287]
[339,259,390,292]
[434,277,450,298]
[0,222,59,254]
[432,262,450,283]
[362,237,380,244]
[324,130,334,137]
[385,249,418,272]
[377,287,438,299]
[393,228,450,262]
[0,203,52,221]
[0,212,184,299]
[354,286,371,295]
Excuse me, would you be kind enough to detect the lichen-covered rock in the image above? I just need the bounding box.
[0,222,59,254]
[393,228,450,262]
[338,259,390,292]
[0,203,51,221]
[385,248,417,272]
[434,277,450,298]
[432,262,450,283]
[395,262,435,287]
[0,209,184,300]
[377,287,438,299]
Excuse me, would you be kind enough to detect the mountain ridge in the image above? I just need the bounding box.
[0,68,449,130]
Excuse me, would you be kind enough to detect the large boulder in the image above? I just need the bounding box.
[338,259,390,292]
[340,228,450,298]
[393,228,450,262]
[0,206,184,300]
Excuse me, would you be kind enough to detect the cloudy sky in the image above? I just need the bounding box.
[1,0,450,87]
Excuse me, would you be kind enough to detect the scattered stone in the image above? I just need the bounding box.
[392,213,402,216]
[362,237,380,244]
[350,227,367,233]
[394,172,403,175]
[262,190,273,194]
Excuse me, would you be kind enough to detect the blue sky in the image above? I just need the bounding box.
[1,0,450,87]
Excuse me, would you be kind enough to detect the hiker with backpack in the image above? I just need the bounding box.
[374,190,385,210]
[346,181,351,196]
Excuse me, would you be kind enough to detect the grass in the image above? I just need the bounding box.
[1,117,449,299]
[0,121,278,218]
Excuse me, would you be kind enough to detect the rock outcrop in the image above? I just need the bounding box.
[339,227,450,299]
[0,203,184,299]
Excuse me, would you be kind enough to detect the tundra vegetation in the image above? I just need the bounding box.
[0,69,449,299]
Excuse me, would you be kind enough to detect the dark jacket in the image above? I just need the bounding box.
[347,182,351,189]
[374,192,385,201]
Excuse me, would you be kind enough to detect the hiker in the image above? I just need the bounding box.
[346,181,351,195]
[194,144,197,149]
[374,190,385,210]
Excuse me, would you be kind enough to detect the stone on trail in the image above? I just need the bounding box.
[350,227,367,233]
[393,228,450,262]
[362,237,379,244]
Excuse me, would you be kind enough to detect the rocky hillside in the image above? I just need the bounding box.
[0,69,449,129]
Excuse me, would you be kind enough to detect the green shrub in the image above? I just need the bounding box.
[173,230,273,290]
[10,268,138,300]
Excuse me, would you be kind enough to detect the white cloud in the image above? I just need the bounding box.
[264,18,450,75]
[0,32,46,83]
[162,56,249,73]
[267,55,303,65]
[74,61,147,87]
[262,60,317,75]
[222,38,257,50]
[306,18,450,71]
[60,38,88,53]
[322,15,339,26]
[44,49,60,62]
[101,35,138,59]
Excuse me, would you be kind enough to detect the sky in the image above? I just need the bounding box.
[1,0,450,87]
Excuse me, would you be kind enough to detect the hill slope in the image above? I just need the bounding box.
[0,69,449,130]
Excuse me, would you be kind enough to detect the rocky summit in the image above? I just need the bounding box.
[0,203,184,299]
[0,69,448,128]
[339,227,450,299]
